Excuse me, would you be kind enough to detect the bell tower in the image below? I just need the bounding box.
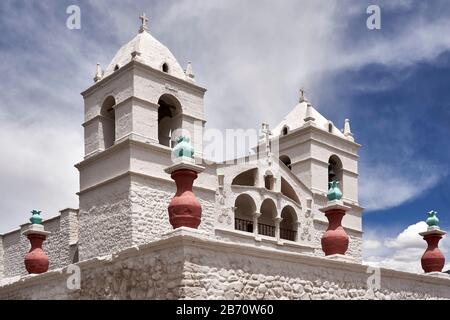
[272,90,363,259]
[76,14,207,260]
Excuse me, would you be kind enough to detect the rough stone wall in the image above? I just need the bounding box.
[78,176,133,261]
[0,236,4,278]
[63,210,79,246]
[79,247,185,299]
[2,229,33,278]
[1,213,79,279]
[130,175,216,247]
[78,173,216,261]
[179,243,449,300]
[0,245,185,300]
[312,221,362,262]
[0,232,448,300]
[43,217,70,271]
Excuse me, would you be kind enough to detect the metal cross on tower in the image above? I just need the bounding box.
[139,12,149,33]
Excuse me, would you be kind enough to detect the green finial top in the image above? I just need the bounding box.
[172,136,194,159]
[30,210,43,225]
[426,210,440,228]
[327,181,343,201]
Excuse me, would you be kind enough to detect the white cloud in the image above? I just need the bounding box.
[384,221,428,249]
[0,118,82,233]
[1,1,450,232]
[363,239,382,250]
[364,222,449,273]
[359,165,442,211]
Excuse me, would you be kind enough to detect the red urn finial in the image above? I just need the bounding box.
[22,210,51,274]
[419,211,446,273]
[319,182,350,256]
[165,136,205,229]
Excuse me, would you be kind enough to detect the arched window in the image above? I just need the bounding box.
[162,63,169,73]
[100,96,116,149]
[282,126,289,136]
[264,170,274,190]
[158,94,182,147]
[328,121,333,133]
[234,194,256,233]
[232,168,257,186]
[281,177,300,204]
[280,206,297,241]
[279,155,292,170]
[328,155,343,192]
[72,247,79,264]
[259,199,277,237]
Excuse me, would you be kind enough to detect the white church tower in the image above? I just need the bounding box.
[74,14,363,262]
[75,14,209,260]
[271,90,363,255]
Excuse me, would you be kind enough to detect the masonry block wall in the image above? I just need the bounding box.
[129,175,216,247]
[0,210,79,279]
[0,233,448,299]
[312,221,362,262]
[78,175,133,261]
[78,172,217,261]
[0,236,4,279]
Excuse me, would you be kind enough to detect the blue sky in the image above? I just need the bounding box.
[0,0,449,271]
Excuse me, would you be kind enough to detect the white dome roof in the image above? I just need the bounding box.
[104,30,187,80]
[273,101,345,138]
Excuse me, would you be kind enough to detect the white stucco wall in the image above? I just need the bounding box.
[0,230,448,300]
[278,125,360,205]
[81,61,206,159]
[212,155,362,261]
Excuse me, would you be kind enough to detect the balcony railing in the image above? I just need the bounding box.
[257,223,275,237]
[280,228,297,241]
[235,218,253,233]
[234,218,297,241]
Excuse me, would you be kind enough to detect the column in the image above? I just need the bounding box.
[295,221,302,242]
[252,211,261,237]
[275,217,283,241]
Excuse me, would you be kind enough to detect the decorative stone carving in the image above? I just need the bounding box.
[305,208,312,219]
[218,207,232,225]
[300,226,309,241]
[216,188,226,206]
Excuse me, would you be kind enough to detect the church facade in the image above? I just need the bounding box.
[0,15,449,300]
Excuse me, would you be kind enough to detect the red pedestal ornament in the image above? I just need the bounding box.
[419,229,446,273]
[25,234,49,274]
[168,169,202,229]
[319,202,351,256]
[22,225,51,274]
[165,161,205,230]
